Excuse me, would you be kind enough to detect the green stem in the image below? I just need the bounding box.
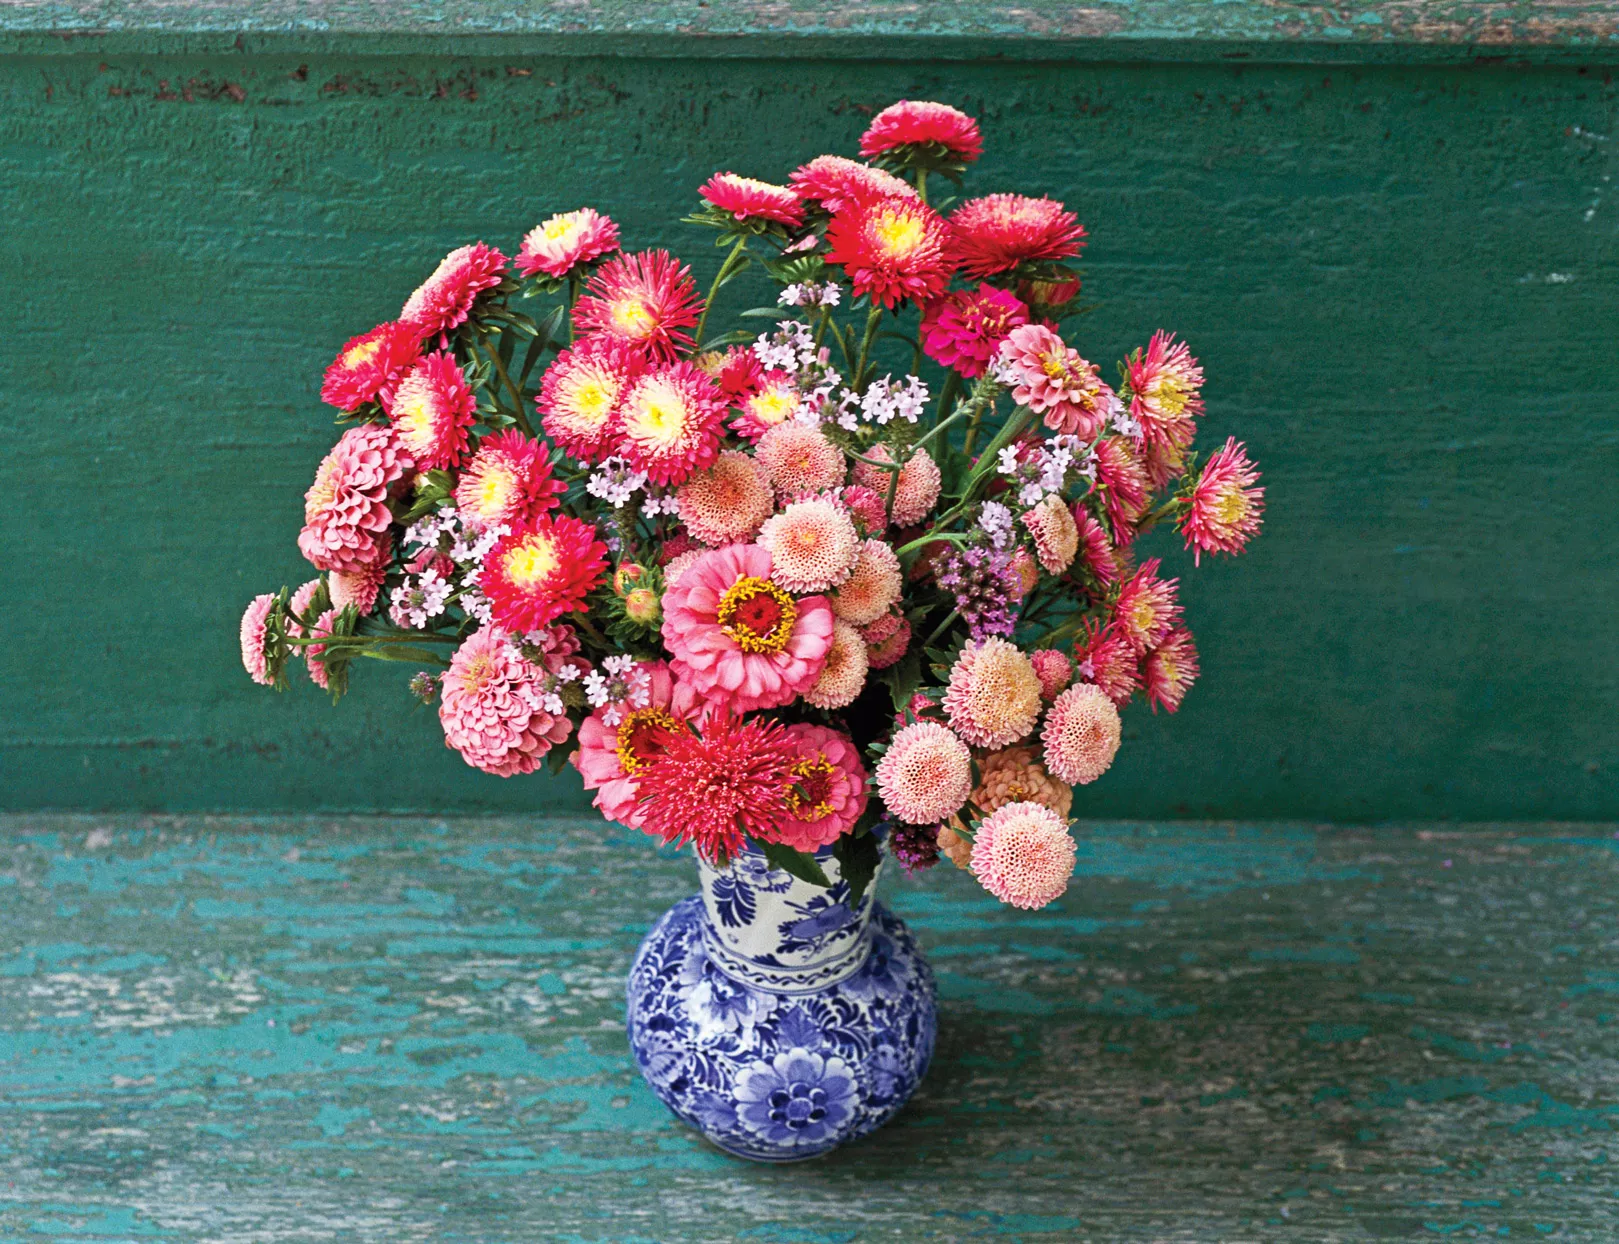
[893,531,970,559]
[481,335,534,437]
[288,632,461,648]
[933,371,961,429]
[922,607,959,649]
[694,235,749,351]
[912,402,972,455]
[916,168,929,206]
[854,304,884,386]
[567,275,580,343]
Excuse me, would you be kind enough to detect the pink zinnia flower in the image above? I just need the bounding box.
[699,172,804,227]
[1112,558,1181,655]
[320,321,420,411]
[538,338,644,466]
[860,100,983,163]
[824,197,953,310]
[875,721,973,825]
[438,624,571,776]
[401,243,507,339]
[1042,683,1122,786]
[949,194,1086,280]
[330,549,389,616]
[789,155,916,213]
[1092,436,1151,543]
[1020,494,1080,574]
[970,802,1076,910]
[803,619,869,710]
[1074,619,1139,707]
[661,543,835,713]
[850,444,941,528]
[516,208,620,280]
[573,249,703,362]
[1126,331,1205,451]
[920,284,1030,378]
[303,606,340,691]
[996,324,1114,438]
[479,513,609,633]
[756,423,846,497]
[676,451,774,547]
[240,593,276,686]
[831,538,903,626]
[732,371,805,441]
[765,724,870,853]
[618,361,728,487]
[1143,627,1199,714]
[574,660,701,830]
[757,497,861,594]
[943,638,1043,749]
[1030,649,1073,702]
[385,351,477,470]
[297,426,412,574]
[455,430,566,532]
[1181,437,1265,564]
[1073,504,1123,585]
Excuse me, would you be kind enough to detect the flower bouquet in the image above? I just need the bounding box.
[240,99,1263,1160]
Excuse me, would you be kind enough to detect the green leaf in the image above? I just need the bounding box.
[738,307,788,319]
[833,831,882,909]
[520,305,568,386]
[757,841,831,889]
[357,646,450,665]
[881,648,924,712]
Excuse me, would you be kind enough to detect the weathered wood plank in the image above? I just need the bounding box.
[0,815,1613,1239]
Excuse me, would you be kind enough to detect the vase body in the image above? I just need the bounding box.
[626,840,937,1161]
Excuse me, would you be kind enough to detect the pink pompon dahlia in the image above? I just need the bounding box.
[850,444,941,528]
[479,513,609,633]
[699,172,804,227]
[618,361,729,487]
[401,243,507,339]
[574,660,701,830]
[516,208,620,280]
[438,624,571,777]
[1181,437,1265,564]
[948,194,1086,279]
[970,802,1077,910]
[1112,557,1182,655]
[1092,436,1151,543]
[756,424,845,497]
[1029,649,1073,702]
[1020,494,1080,574]
[764,724,870,853]
[824,197,953,310]
[573,249,704,362]
[455,430,566,532]
[860,100,983,163]
[865,612,912,670]
[1074,618,1139,707]
[297,425,412,574]
[1143,626,1199,713]
[633,712,798,861]
[732,372,806,441]
[789,155,917,214]
[995,324,1114,438]
[385,351,477,470]
[1042,683,1122,786]
[320,320,421,411]
[676,450,774,547]
[876,721,973,825]
[920,284,1030,378]
[661,543,836,713]
[757,497,862,594]
[840,484,887,535]
[538,338,643,466]
[1074,504,1123,585]
[303,607,340,690]
[944,637,1043,749]
[803,619,869,710]
[831,538,903,626]
[1126,331,1205,450]
[330,547,389,616]
[240,593,276,686]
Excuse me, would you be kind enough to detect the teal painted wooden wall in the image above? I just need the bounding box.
[2,12,1616,820]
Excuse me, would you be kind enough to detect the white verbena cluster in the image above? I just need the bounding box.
[998,436,1091,508]
[833,373,929,432]
[752,320,818,373]
[778,281,843,309]
[582,654,653,727]
[979,500,1015,550]
[388,567,453,629]
[586,456,648,508]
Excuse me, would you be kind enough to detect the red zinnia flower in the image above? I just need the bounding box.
[1180,437,1264,564]
[384,351,477,470]
[401,243,508,339]
[860,100,983,163]
[824,197,953,310]
[479,513,609,633]
[573,249,704,362]
[699,172,804,227]
[320,321,421,411]
[516,208,620,280]
[1143,627,1199,714]
[789,155,916,213]
[920,284,1030,378]
[454,430,566,531]
[949,194,1086,280]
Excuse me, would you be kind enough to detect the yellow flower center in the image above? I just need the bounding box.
[610,296,656,337]
[544,214,584,243]
[391,392,436,449]
[306,458,340,516]
[1212,485,1252,528]
[785,754,837,821]
[625,378,690,448]
[342,338,383,369]
[1149,376,1192,417]
[872,207,925,261]
[715,576,797,654]
[561,373,618,429]
[502,531,560,589]
[474,466,518,516]
[615,706,680,775]
[746,388,799,425]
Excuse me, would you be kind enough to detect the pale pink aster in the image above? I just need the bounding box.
[1092,436,1151,543]
[619,361,728,487]
[875,721,973,825]
[401,243,507,339]
[831,538,903,626]
[919,284,1029,378]
[699,172,804,227]
[574,660,702,830]
[949,194,1085,280]
[385,350,477,470]
[789,155,916,213]
[516,208,620,280]
[1029,649,1073,702]
[1143,627,1199,714]
[943,638,1042,749]
[1112,558,1182,655]
[864,613,912,669]
[1020,494,1079,574]
[970,802,1077,910]
[573,249,703,362]
[297,426,412,575]
[860,100,983,163]
[1074,619,1139,707]
[851,444,941,528]
[538,338,644,466]
[757,498,861,594]
[676,451,774,547]
[1041,683,1122,786]
[303,607,340,691]
[803,619,869,710]
[330,548,389,616]
[240,594,276,686]
[996,324,1114,438]
[765,724,870,853]
[438,624,571,776]
[1126,331,1205,451]
[840,484,887,535]
[756,423,846,497]
[733,373,806,442]
[1180,437,1265,564]
[455,430,566,531]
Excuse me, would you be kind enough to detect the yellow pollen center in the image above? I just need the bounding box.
[610,296,656,336]
[563,375,617,429]
[747,389,798,424]
[544,216,583,243]
[627,381,690,448]
[872,209,925,259]
[615,707,680,775]
[503,533,560,588]
[785,754,837,821]
[306,459,340,516]
[475,467,517,515]
[1040,352,1070,380]
[715,576,797,655]
[1151,377,1191,417]
[342,339,383,369]
[1212,487,1250,527]
[392,393,436,446]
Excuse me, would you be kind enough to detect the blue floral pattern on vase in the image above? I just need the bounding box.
[626,841,936,1162]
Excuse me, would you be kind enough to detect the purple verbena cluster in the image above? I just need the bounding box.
[935,545,1020,640]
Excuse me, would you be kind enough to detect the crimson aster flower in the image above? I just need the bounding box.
[573,249,703,362]
[1126,331,1205,452]
[860,100,983,164]
[699,172,805,227]
[919,284,1030,378]
[1180,437,1264,564]
[385,351,477,470]
[824,197,953,309]
[401,242,507,339]
[454,430,566,532]
[537,338,644,466]
[1111,558,1182,656]
[949,194,1085,280]
[320,320,420,411]
[789,155,916,213]
[479,513,609,633]
[1143,626,1199,714]
[618,361,728,487]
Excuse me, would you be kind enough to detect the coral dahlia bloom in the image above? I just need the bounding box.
[574,661,701,830]
[661,543,836,713]
[919,284,1030,378]
[1144,627,1200,714]
[803,619,869,710]
[851,444,941,527]
[943,638,1043,749]
[788,155,916,213]
[860,100,983,164]
[996,324,1114,438]
[1020,494,1080,574]
[1074,619,1140,707]
[439,624,571,777]
[970,802,1077,910]
[516,207,620,280]
[1029,649,1073,702]
[1042,683,1122,786]
[1092,436,1151,543]
[385,351,477,470]
[699,172,804,227]
[831,538,903,626]
[949,194,1086,279]
[297,426,412,574]
[479,513,609,633]
[732,372,805,441]
[765,724,870,853]
[971,746,1074,820]
[240,593,276,686]
[757,498,861,594]
[1112,558,1182,655]
[573,249,703,362]
[1181,437,1265,564]
[454,430,565,532]
[401,243,507,339]
[756,424,845,497]
[876,721,973,825]
[538,338,643,466]
[1126,330,1205,452]
[824,197,953,310]
[676,451,774,547]
[320,320,420,411]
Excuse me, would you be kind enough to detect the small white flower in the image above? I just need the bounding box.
[555,664,581,683]
[980,501,1015,550]
[540,690,566,716]
[583,670,612,708]
[997,446,1021,476]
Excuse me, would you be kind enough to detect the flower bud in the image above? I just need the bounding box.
[624,587,661,626]
[613,563,647,595]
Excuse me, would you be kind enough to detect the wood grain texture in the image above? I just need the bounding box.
[0,814,1613,1240]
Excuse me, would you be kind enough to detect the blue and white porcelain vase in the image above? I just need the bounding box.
[626,839,937,1161]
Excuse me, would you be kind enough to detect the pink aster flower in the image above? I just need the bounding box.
[1126,331,1205,451]
[1112,558,1182,655]
[850,444,941,528]
[757,497,861,594]
[297,426,412,575]
[384,351,477,470]
[240,593,276,686]
[920,284,1030,378]
[538,338,644,466]
[824,197,954,310]
[864,612,912,670]
[1074,504,1123,585]
[618,361,728,487]
[699,172,804,227]
[1092,436,1151,543]
[1144,627,1199,714]
[970,802,1077,910]
[1030,649,1073,702]
[995,324,1114,438]
[943,638,1043,749]
[1020,494,1080,574]
[948,194,1086,280]
[438,624,571,776]
[573,249,704,362]
[320,321,421,411]
[401,243,507,339]
[789,155,917,213]
[705,345,766,399]
[732,372,806,442]
[661,543,836,713]
[860,100,983,164]
[875,721,973,825]
[764,724,870,853]
[756,424,846,498]
[676,451,774,547]
[831,538,903,626]
[454,430,566,532]
[1073,619,1139,707]
[1180,437,1265,564]
[479,513,609,633]
[803,619,869,710]
[516,207,620,280]
[1042,683,1122,786]
[574,660,702,830]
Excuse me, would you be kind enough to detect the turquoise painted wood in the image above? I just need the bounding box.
[0,815,1613,1239]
